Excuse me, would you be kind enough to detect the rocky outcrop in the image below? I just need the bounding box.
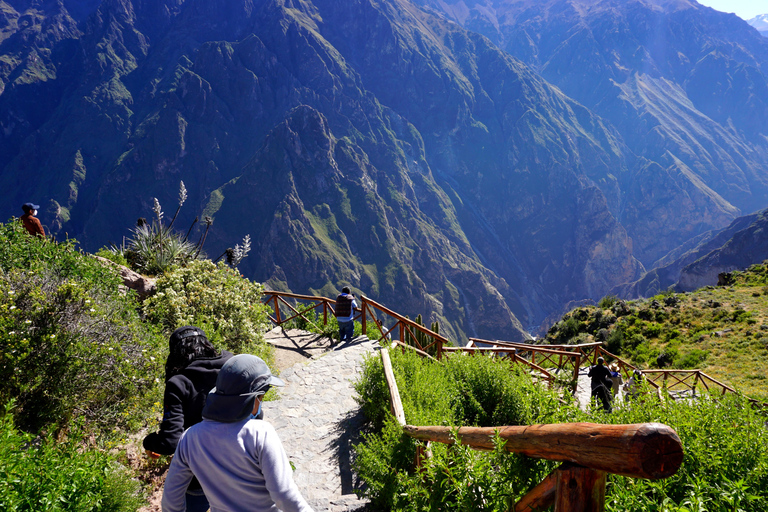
[93,255,156,299]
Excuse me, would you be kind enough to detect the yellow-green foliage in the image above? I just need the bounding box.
[546,266,768,401]
[354,350,768,511]
[142,260,271,357]
[0,221,165,434]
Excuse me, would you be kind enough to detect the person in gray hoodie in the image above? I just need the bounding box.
[162,354,313,512]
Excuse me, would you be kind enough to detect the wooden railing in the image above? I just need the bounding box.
[261,291,447,358]
[466,339,583,391]
[261,290,750,404]
[639,369,766,408]
[379,347,684,511]
[360,296,448,359]
[261,291,353,331]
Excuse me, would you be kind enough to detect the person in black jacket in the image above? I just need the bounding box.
[588,356,613,412]
[143,326,233,512]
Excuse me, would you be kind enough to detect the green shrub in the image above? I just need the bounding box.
[0,222,164,433]
[354,351,569,510]
[0,404,143,511]
[674,349,708,369]
[142,260,271,357]
[354,350,768,511]
[598,295,619,309]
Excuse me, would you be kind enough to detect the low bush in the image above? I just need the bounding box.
[142,260,271,358]
[354,350,768,511]
[0,404,143,511]
[354,350,578,510]
[0,222,164,433]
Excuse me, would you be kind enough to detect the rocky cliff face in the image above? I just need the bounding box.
[2,0,763,339]
[414,0,768,267]
[612,209,768,298]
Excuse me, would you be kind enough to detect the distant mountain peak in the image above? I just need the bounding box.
[748,13,768,35]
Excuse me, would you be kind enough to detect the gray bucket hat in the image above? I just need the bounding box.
[202,354,285,422]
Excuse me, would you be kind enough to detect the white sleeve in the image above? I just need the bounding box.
[259,425,314,512]
[161,437,195,512]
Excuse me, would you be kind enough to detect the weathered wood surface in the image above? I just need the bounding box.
[403,422,683,480]
[513,470,557,512]
[381,348,406,426]
[361,296,450,346]
[553,463,606,512]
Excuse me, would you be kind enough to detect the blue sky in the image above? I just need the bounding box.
[696,0,768,20]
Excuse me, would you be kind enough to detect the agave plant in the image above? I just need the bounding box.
[123,182,201,275]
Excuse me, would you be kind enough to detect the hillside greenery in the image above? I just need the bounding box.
[354,349,768,511]
[545,264,768,401]
[0,220,273,509]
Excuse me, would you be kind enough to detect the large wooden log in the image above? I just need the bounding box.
[403,422,683,480]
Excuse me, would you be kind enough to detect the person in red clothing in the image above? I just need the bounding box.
[20,203,45,237]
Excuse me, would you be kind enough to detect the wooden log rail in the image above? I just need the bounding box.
[469,338,582,389]
[379,346,684,512]
[261,290,361,329]
[403,422,683,480]
[639,369,762,406]
[360,296,450,359]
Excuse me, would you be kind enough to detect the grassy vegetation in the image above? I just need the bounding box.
[545,265,768,401]
[354,349,768,511]
[0,220,273,509]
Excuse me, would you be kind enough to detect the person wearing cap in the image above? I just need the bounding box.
[588,356,612,412]
[334,286,358,344]
[144,326,233,512]
[161,354,313,512]
[20,203,45,237]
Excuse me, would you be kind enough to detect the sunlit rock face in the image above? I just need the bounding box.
[5,0,766,339]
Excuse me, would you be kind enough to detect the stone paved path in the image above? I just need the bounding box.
[263,335,377,512]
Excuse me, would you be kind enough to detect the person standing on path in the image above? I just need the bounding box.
[144,326,233,512]
[334,286,358,344]
[608,363,623,398]
[162,354,313,512]
[588,356,613,412]
[20,203,45,237]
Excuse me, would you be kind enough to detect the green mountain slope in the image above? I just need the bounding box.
[0,0,652,339]
[546,264,768,401]
[414,0,768,266]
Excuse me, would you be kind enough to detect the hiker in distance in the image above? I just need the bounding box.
[588,356,613,412]
[20,202,45,237]
[161,354,313,512]
[334,286,358,344]
[144,326,233,512]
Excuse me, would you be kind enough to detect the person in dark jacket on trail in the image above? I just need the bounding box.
[144,326,233,512]
[334,286,358,344]
[20,203,45,238]
[588,356,613,412]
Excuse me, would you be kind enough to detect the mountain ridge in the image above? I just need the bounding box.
[2,0,768,339]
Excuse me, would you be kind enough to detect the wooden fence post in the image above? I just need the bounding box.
[554,463,606,512]
[274,296,282,324]
[361,300,367,335]
[572,354,581,394]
